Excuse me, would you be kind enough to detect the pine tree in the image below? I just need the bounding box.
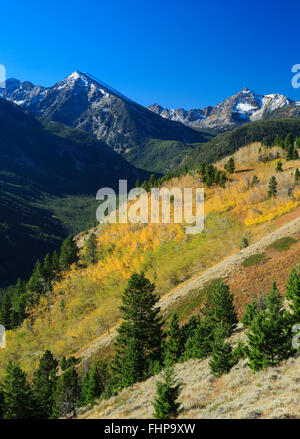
[224,157,235,174]
[295,137,300,148]
[295,168,300,184]
[79,371,90,407]
[181,314,200,346]
[53,366,80,418]
[153,362,181,419]
[268,176,278,198]
[241,296,259,328]
[284,133,294,150]
[183,318,215,360]
[86,367,102,404]
[203,280,238,336]
[43,253,53,282]
[0,292,12,329]
[26,260,45,305]
[84,233,98,265]
[276,160,283,172]
[209,325,236,377]
[2,361,36,419]
[164,313,182,364]
[121,338,144,388]
[219,172,227,188]
[110,272,164,392]
[52,250,60,273]
[32,350,58,418]
[59,236,79,270]
[273,135,284,147]
[246,282,293,372]
[292,148,299,160]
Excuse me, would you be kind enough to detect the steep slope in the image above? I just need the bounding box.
[181,118,300,169]
[3,141,300,379]
[0,72,209,158]
[149,88,292,132]
[0,98,149,286]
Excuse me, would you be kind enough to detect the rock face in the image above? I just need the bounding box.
[148,88,293,132]
[0,71,207,154]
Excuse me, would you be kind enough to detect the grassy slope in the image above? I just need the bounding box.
[2,142,300,379]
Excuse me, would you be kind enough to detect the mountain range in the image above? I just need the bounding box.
[0,71,207,156]
[148,88,300,132]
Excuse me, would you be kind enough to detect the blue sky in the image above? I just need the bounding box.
[1,0,300,108]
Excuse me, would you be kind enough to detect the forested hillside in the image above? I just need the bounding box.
[2,137,300,419]
[0,98,149,286]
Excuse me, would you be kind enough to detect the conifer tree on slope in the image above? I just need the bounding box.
[246,282,294,372]
[32,350,58,418]
[209,324,236,377]
[59,235,79,271]
[2,361,36,419]
[84,232,99,265]
[203,280,238,336]
[153,360,182,419]
[110,272,164,391]
[164,313,183,364]
[53,366,80,418]
[79,371,90,407]
[183,317,215,360]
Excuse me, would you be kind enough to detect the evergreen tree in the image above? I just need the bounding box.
[246,282,293,372]
[26,260,45,305]
[52,250,60,273]
[295,168,300,184]
[32,350,58,418]
[85,367,102,404]
[153,362,181,419]
[203,280,238,336]
[209,325,236,377]
[273,135,284,147]
[183,318,215,360]
[219,172,227,188]
[268,176,278,198]
[276,160,283,172]
[121,337,144,388]
[84,233,98,265]
[53,366,80,418]
[295,137,300,148]
[110,272,164,392]
[164,313,182,364]
[181,314,200,346]
[0,292,12,329]
[79,371,90,407]
[287,145,294,161]
[292,147,299,160]
[59,236,79,271]
[284,133,294,151]
[241,236,249,248]
[241,296,259,328]
[43,253,53,282]
[224,157,235,174]
[2,361,36,419]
